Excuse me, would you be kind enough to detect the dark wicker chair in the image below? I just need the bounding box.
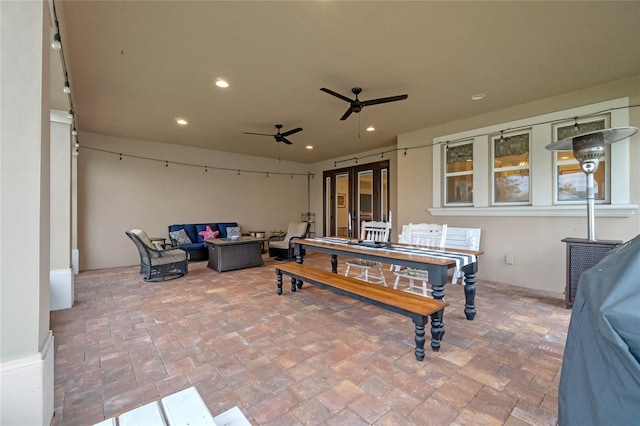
[126,230,188,281]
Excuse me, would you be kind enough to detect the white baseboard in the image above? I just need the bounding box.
[50,268,74,311]
[0,331,55,426]
[72,249,79,275]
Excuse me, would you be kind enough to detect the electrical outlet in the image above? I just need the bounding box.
[505,255,514,265]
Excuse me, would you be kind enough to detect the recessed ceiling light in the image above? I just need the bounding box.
[306,145,314,150]
[176,118,188,125]
[471,93,486,101]
[215,79,229,88]
[366,126,375,132]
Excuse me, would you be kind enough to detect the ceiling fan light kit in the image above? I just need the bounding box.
[320,87,408,121]
[243,124,303,145]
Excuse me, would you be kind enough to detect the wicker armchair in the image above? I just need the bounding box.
[268,222,309,260]
[126,229,189,281]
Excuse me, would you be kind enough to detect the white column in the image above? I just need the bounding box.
[0,1,55,425]
[50,113,74,310]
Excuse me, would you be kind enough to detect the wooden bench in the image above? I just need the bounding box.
[274,262,448,361]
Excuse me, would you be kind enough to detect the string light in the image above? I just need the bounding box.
[71,145,316,180]
[119,153,122,160]
[204,166,208,172]
[51,33,61,50]
[51,0,78,154]
[331,104,639,167]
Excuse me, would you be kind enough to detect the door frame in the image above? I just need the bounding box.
[322,160,390,238]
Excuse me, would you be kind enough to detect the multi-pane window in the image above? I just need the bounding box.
[553,116,608,203]
[444,141,473,205]
[492,130,530,204]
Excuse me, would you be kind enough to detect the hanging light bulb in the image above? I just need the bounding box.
[72,128,77,136]
[51,33,62,50]
[67,109,74,118]
[63,81,71,94]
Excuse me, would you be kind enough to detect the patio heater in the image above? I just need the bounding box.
[546,126,638,307]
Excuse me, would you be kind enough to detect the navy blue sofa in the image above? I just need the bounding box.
[168,222,238,261]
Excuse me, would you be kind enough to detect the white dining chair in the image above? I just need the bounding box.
[344,220,392,285]
[393,223,447,296]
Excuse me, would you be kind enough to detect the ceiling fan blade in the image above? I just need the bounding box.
[320,88,353,103]
[281,137,293,145]
[340,108,353,121]
[243,132,274,137]
[281,127,303,137]
[362,94,408,107]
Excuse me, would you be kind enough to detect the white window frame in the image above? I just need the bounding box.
[429,97,636,217]
[552,115,610,205]
[491,130,531,206]
[443,140,474,207]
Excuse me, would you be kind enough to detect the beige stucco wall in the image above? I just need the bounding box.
[396,75,640,294]
[78,132,312,270]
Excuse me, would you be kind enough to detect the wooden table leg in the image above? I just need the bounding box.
[463,271,477,320]
[276,269,283,295]
[412,316,428,361]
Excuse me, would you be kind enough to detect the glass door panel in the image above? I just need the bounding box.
[325,176,331,235]
[357,170,373,225]
[381,168,389,221]
[336,173,349,237]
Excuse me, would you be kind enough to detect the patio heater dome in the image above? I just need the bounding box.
[546,126,638,240]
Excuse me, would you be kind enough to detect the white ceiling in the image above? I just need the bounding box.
[51,1,640,164]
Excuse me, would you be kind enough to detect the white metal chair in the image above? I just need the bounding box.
[344,220,392,285]
[393,223,447,296]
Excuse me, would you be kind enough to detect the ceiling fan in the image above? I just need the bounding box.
[320,87,408,121]
[243,124,303,145]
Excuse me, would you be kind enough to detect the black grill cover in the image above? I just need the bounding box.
[558,234,640,425]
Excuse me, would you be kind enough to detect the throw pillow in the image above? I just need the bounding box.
[226,226,241,238]
[170,229,192,245]
[198,225,220,240]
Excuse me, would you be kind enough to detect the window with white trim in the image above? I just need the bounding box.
[492,130,530,205]
[552,115,609,204]
[444,141,473,205]
[428,97,635,217]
